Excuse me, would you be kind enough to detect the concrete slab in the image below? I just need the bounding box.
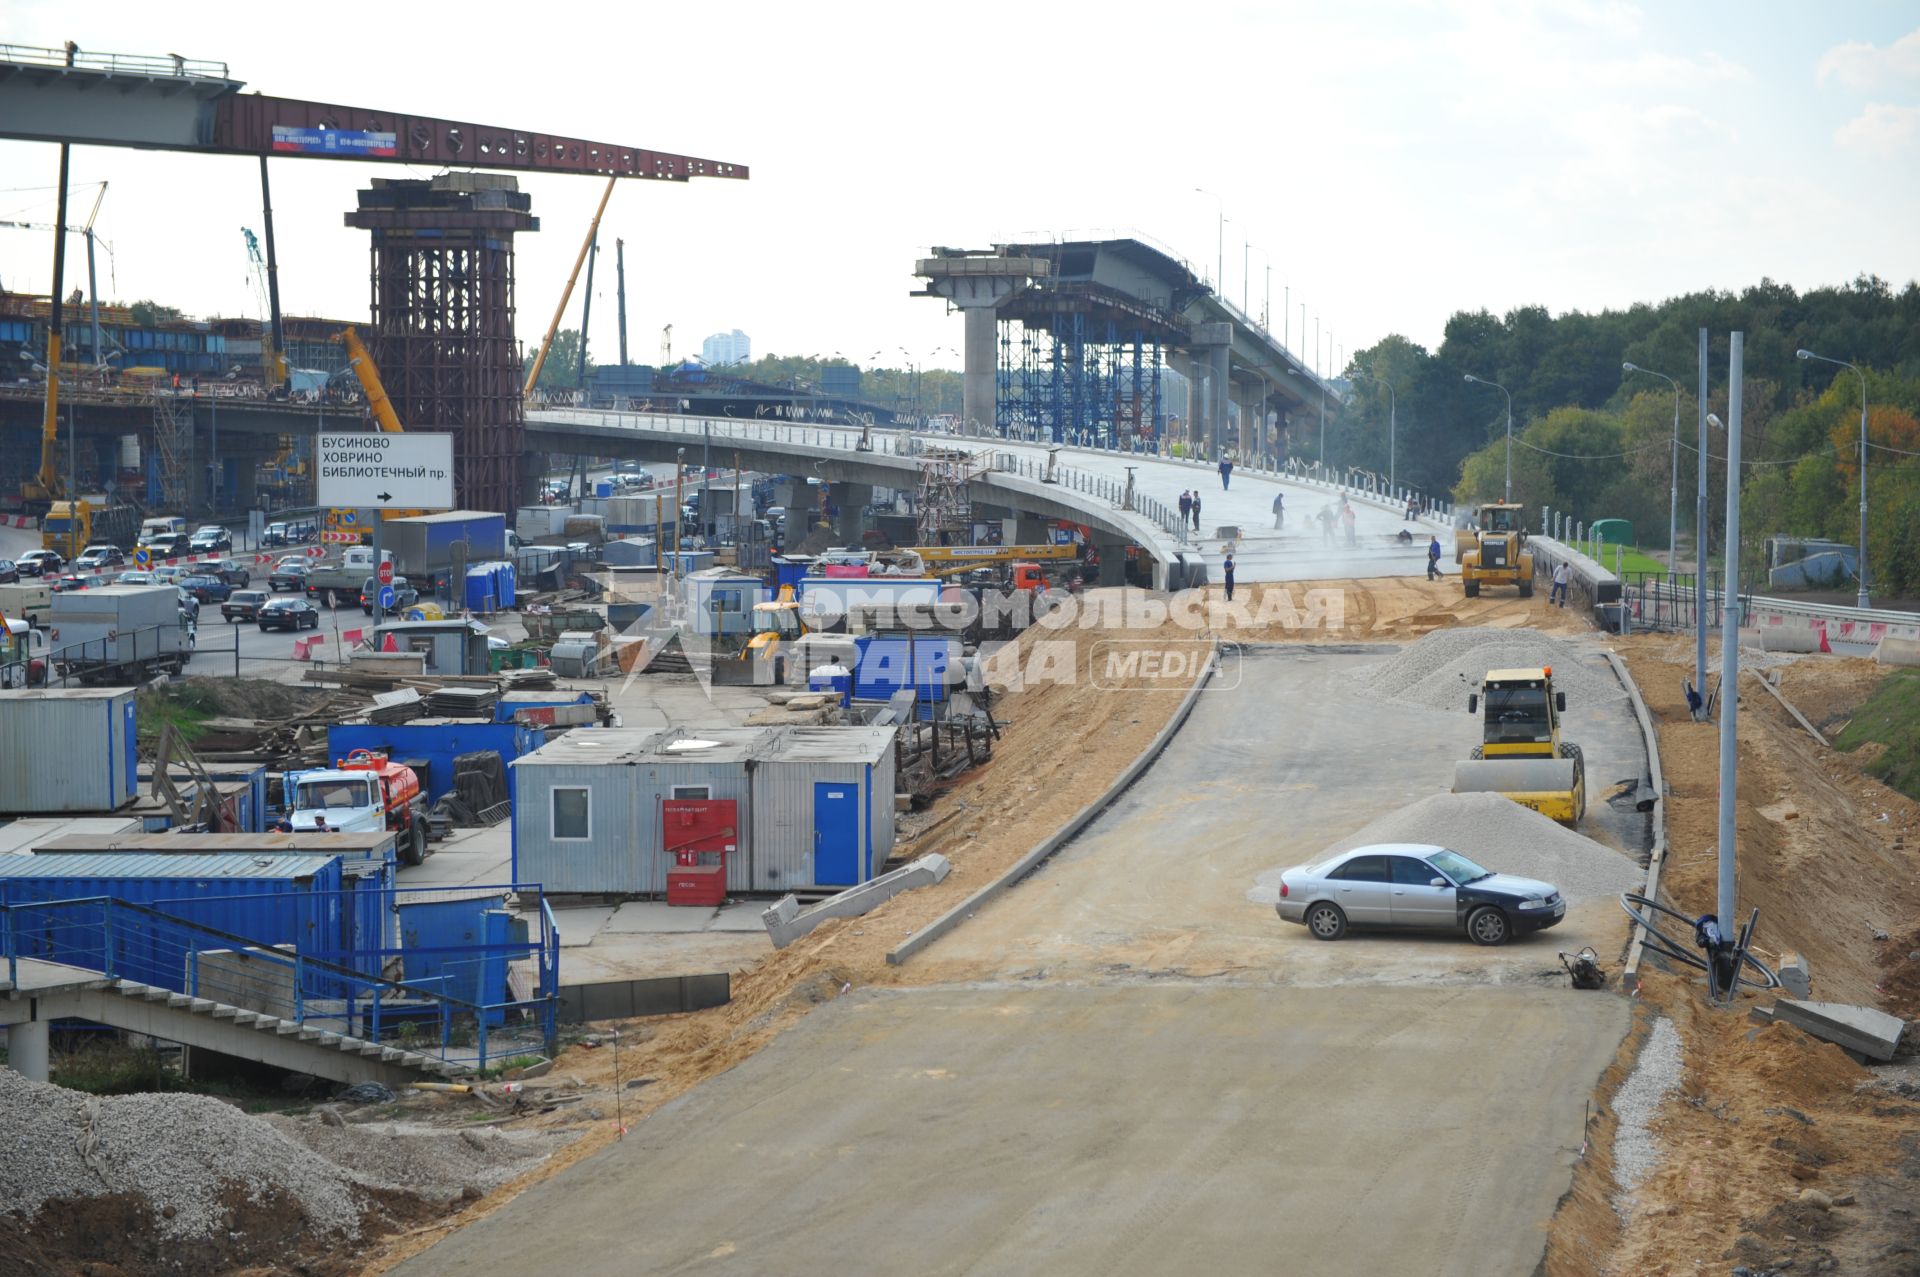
[399,824,513,888]
[553,932,768,985]
[393,983,1629,1277]
[705,903,774,932]
[602,901,717,934]
[548,905,617,948]
[1774,998,1906,1063]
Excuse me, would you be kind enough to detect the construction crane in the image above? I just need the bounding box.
[328,327,425,521]
[522,176,615,398]
[241,226,284,391]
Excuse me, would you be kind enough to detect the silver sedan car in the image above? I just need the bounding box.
[1274,842,1565,946]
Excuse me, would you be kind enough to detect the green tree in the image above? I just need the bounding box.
[533,329,595,391]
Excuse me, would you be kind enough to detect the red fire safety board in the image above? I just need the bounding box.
[663,799,738,906]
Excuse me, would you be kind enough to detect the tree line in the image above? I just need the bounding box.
[1333,276,1920,595]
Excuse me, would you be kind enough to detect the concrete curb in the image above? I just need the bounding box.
[886,644,1219,965]
[1604,649,1665,991]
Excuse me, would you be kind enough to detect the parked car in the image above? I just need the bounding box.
[359,574,420,615]
[190,526,233,553]
[269,559,310,591]
[141,532,192,560]
[115,571,157,586]
[206,559,252,587]
[175,587,201,622]
[262,522,291,547]
[221,589,270,622]
[1273,843,1565,946]
[0,559,17,585]
[73,545,125,571]
[180,574,233,604]
[16,550,64,578]
[257,596,320,631]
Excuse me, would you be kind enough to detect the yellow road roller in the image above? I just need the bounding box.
[1453,665,1585,824]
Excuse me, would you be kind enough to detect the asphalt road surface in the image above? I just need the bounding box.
[396,983,1625,1277]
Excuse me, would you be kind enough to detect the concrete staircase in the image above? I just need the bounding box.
[4,963,465,1087]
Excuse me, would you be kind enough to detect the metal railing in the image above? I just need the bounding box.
[1,889,559,1072]
[0,43,230,80]
[1619,571,1754,634]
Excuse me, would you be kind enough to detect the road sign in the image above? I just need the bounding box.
[378,586,396,611]
[320,531,362,544]
[316,431,454,511]
[377,559,394,586]
[132,548,150,568]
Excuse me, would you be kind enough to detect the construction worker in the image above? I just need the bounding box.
[1219,456,1234,490]
[1191,492,1203,533]
[1427,536,1442,581]
[1222,552,1236,601]
[1341,499,1357,547]
[1272,491,1285,529]
[1179,490,1193,527]
[1550,561,1571,607]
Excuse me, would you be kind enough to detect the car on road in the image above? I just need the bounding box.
[141,532,192,560]
[16,550,64,578]
[0,558,17,585]
[269,558,310,591]
[257,596,320,631]
[190,526,233,553]
[205,558,252,587]
[1273,843,1565,946]
[175,587,201,622]
[151,564,184,585]
[52,573,104,592]
[179,574,233,604]
[115,571,157,586]
[73,545,125,571]
[359,574,419,614]
[221,589,270,622]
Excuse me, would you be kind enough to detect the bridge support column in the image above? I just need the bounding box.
[5,1012,49,1082]
[832,482,871,542]
[916,253,1043,435]
[1015,516,1051,545]
[1189,324,1232,465]
[1094,538,1128,587]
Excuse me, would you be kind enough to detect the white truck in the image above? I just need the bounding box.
[0,581,53,628]
[0,619,50,688]
[48,585,194,684]
[303,546,391,608]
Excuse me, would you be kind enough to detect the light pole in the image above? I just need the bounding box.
[1194,188,1224,288]
[1463,373,1514,502]
[1796,348,1871,608]
[1243,240,1264,317]
[1623,361,1682,575]
[1351,369,1399,494]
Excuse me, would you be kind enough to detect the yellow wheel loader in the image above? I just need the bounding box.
[1457,502,1534,599]
[1453,666,1585,824]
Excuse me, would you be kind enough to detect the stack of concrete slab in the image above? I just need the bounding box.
[1767,998,1907,1063]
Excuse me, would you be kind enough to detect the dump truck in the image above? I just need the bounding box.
[1453,665,1585,824]
[1457,502,1533,599]
[42,500,140,558]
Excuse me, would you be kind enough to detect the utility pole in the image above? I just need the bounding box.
[1717,332,1744,930]
[615,238,629,368]
[1695,327,1709,715]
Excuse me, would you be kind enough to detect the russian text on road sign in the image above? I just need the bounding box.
[377,560,394,586]
[316,432,454,510]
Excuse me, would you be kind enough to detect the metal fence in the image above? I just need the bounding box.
[2,887,559,1071]
[1619,571,1755,634]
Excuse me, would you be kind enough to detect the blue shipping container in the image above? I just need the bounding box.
[492,691,594,724]
[854,635,959,704]
[0,852,349,990]
[397,895,516,1024]
[324,722,546,805]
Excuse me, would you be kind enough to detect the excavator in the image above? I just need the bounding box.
[1456,501,1534,599]
[1452,666,1585,824]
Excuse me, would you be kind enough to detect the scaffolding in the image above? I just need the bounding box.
[150,390,192,511]
[997,316,1164,447]
[915,447,992,545]
[346,175,538,515]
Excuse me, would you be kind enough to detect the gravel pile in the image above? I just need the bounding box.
[0,1069,365,1239]
[268,1116,559,1202]
[1328,791,1642,903]
[1360,626,1622,712]
[1611,1016,1683,1205]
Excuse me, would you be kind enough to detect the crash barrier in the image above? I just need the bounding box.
[1524,537,1623,628]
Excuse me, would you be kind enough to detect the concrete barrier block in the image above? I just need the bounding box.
[1875,636,1920,667]
[1760,625,1823,653]
[1773,998,1905,1063]
[766,854,952,949]
[1777,951,1812,1000]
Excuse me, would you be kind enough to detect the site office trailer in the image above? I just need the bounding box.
[0,687,138,814]
[511,726,899,897]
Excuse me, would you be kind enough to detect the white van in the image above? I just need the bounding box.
[139,516,188,544]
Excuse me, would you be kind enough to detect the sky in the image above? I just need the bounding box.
[2,0,1917,375]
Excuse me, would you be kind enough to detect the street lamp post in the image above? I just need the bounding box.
[1194,187,1224,288]
[1623,361,1682,576]
[1797,348,1871,608]
[1463,373,1514,502]
[1352,369,1399,495]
